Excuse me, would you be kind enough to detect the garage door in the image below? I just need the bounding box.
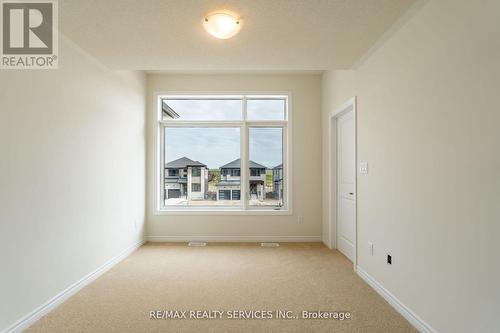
[219,190,231,200]
[168,189,181,199]
[232,190,240,200]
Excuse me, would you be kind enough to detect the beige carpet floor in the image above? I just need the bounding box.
[27,243,416,332]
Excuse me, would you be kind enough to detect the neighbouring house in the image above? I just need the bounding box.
[215,158,267,200]
[165,157,208,201]
[273,164,283,201]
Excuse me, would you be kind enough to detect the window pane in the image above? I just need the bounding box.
[162,99,242,121]
[248,127,284,207]
[246,99,286,120]
[164,127,241,207]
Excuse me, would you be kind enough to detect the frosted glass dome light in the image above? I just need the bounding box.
[203,12,241,39]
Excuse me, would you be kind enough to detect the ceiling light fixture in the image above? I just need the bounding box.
[203,12,241,39]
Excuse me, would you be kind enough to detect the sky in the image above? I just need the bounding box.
[165,99,242,121]
[165,127,283,169]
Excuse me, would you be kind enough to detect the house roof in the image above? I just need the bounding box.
[220,158,267,169]
[165,157,206,168]
[162,100,180,119]
[273,164,283,170]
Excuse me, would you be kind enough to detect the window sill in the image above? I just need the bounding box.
[154,208,292,216]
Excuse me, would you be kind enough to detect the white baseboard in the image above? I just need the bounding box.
[146,235,322,243]
[3,239,145,333]
[356,266,436,333]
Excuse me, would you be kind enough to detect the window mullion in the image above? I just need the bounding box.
[242,96,248,210]
[242,95,248,120]
[283,124,288,210]
[159,123,166,210]
[245,120,288,127]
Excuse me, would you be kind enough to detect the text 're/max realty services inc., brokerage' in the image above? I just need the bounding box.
[149,310,352,321]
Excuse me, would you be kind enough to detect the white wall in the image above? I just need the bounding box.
[321,70,356,247]
[0,37,146,331]
[147,74,322,239]
[323,0,500,332]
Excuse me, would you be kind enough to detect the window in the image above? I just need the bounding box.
[164,127,240,206]
[249,127,283,207]
[222,169,241,177]
[162,99,242,121]
[156,94,289,213]
[247,98,286,120]
[250,168,263,177]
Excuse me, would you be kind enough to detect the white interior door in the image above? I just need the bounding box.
[336,110,356,262]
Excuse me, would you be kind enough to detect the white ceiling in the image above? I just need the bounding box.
[59,0,416,71]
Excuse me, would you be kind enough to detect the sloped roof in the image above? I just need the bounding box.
[220,158,267,169]
[162,100,180,119]
[273,164,283,169]
[166,157,206,168]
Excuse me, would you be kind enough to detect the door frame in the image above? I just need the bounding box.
[327,96,357,270]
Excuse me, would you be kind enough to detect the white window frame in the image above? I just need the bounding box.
[153,92,292,215]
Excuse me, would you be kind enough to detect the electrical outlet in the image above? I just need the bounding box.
[387,254,392,265]
[297,216,304,224]
[369,242,374,256]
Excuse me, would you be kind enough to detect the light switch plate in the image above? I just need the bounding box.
[360,161,368,174]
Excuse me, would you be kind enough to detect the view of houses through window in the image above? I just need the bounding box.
[159,96,288,210]
[248,127,283,207]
